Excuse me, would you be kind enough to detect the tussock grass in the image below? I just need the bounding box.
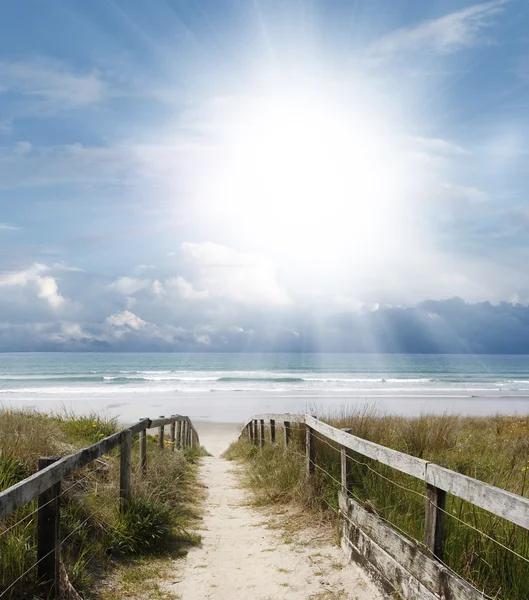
[0,409,202,599]
[225,408,529,599]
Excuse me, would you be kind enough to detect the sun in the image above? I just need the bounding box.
[186,75,427,284]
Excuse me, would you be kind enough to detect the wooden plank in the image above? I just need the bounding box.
[341,530,437,600]
[242,413,305,429]
[37,457,60,599]
[270,419,276,443]
[150,415,182,428]
[119,430,132,511]
[425,462,529,530]
[0,431,122,520]
[129,418,152,435]
[306,415,428,480]
[339,492,486,600]
[425,484,446,560]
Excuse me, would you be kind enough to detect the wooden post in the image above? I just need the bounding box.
[37,457,60,599]
[170,417,176,452]
[120,429,132,512]
[140,419,147,476]
[182,420,188,448]
[259,419,265,449]
[340,428,353,494]
[306,421,315,478]
[425,483,447,561]
[284,420,291,446]
[175,419,182,450]
[251,420,256,445]
[158,416,165,451]
[270,419,276,444]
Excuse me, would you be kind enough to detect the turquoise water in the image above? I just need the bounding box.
[1,353,529,421]
[2,352,529,389]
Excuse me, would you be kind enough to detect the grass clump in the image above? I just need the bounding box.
[0,409,202,599]
[225,408,529,600]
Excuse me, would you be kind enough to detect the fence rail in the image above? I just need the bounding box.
[0,413,200,599]
[241,413,529,599]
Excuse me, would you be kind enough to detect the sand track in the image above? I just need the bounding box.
[166,456,382,600]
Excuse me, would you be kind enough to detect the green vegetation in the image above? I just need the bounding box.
[0,409,203,599]
[224,408,529,599]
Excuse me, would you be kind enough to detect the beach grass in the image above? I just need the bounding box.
[0,409,202,599]
[224,408,529,599]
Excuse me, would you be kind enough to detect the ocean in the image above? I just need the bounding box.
[1,352,529,423]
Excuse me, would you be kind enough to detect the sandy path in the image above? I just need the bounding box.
[167,456,383,600]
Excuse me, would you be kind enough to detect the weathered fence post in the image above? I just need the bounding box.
[306,418,316,477]
[37,457,60,599]
[176,419,182,450]
[186,419,191,447]
[270,419,276,443]
[284,420,291,446]
[140,418,147,476]
[120,429,132,512]
[340,428,353,494]
[425,483,447,561]
[259,419,265,449]
[252,419,257,445]
[158,416,165,451]
[170,416,177,452]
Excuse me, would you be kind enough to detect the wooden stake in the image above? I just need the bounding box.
[170,417,176,452]
[284,420,291,446]
[37,457,60,599]
[340,428,353,494]
[270,419,276,444]
[424,483,447,561]
[119,430,132,512]
[158,416,165,451]
[139,419,147,476]
[259,419,265,449]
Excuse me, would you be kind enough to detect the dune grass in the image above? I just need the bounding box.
[224,408,529,599]
[0,409,203,599]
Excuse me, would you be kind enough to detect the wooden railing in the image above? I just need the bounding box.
[241,413,529,600]
[0,414,199,598]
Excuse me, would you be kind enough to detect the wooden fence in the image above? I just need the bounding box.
[0,414,199,599]
[241,413,529,600]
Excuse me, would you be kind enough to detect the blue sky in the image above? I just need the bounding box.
[1,0,529,352]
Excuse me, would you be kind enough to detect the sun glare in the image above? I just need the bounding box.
[187,76,429,283]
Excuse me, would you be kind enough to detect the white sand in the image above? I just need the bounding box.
[165,456,384,600]
[193,421,241,457]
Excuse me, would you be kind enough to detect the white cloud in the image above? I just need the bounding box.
[0,263,66,309]
[180,242,291,306]
[367,0,506,59]
[106,310,147,330]
[0,58,104,109]
[0,223,19,231]
[109,276,150,296]
[36,276,65,309]
[165,276,209,300]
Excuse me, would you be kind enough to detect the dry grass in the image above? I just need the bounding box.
[225,407,529,600]
[0,409,203,599]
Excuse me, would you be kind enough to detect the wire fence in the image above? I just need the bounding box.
[0,421,193,599]
[244,417,529,599]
